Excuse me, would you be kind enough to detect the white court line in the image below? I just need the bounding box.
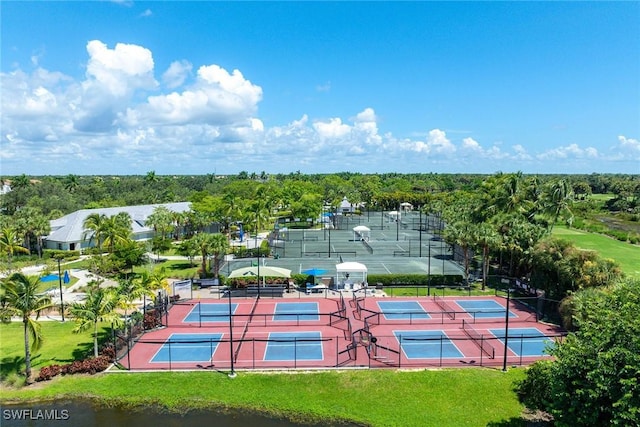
[380,262,392,273]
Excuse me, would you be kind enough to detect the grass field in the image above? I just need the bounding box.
[0,321,528,427]
[553,225,640,278]
[0,322,109,383]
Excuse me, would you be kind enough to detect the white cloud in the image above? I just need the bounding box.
[0,39,636,175]
[537,143,599,160]
[313,117,351,139]
[461,137,482,153]
[85,40,156,97]
[615,135,640,159]
[128,64,262,127]
[162,60,192,89]
[140,9,153,17]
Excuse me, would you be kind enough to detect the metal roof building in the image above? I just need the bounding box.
[45,202,192,251]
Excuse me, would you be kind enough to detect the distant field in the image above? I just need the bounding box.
[588,193,615,202]
[553,226,640,278]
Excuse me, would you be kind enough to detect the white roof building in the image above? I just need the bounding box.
[45,202,192,251]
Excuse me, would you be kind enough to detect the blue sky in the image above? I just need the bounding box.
[1,1,639,176]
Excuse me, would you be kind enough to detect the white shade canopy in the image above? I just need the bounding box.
[228,266,291,278]
[353,225,370,232]
[336,262,367,273]
[335,262,368,289]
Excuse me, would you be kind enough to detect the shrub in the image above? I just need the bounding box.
[144,310,162,330]
[35,364,62,382]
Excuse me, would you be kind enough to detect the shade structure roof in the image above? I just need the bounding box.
[336,262,367,273]
[352,225,370,232]
[228,266,292,278]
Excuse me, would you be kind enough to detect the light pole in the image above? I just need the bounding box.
[328,220,331,258]
[57,258,65,321]
[228,287,236,378]
[502,286,511,372]
[419,207,422,258]
[396,204,400,241]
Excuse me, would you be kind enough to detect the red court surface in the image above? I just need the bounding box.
[121,294,565,371]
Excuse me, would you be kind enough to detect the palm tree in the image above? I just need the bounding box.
[102,213,132,253]
[0,273,53,382]
[14,207,50,257]
[208,233,229,279]
[472,222,501,291]
[0,227,29,270]
[115,278,145,320]
[193,233,216,278]
[146,206,174,259]
[543,179,575,233]
[443,220,474,282]
[69,284,122,357]
[83,213,108,251]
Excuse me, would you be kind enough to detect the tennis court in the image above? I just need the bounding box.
[393,330,463,359]
[183,302,237,323]
[273,302,319,321]
[377,301,430,320]
[455,299,516,319]
[263,331,324,361]
[121,292,565,371]
[490,327,556,357]
[150,333,223,363]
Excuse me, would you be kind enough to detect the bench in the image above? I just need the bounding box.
[194,279,219,288]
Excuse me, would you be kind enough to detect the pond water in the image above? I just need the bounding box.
[1,401,361,427]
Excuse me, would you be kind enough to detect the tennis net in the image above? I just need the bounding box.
[461,320,495,359]
[433,295,456,320]
[234,296,260,361]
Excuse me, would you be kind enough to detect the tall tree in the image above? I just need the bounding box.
[443,220,474,282]
[14,207,50,257]
[69,284,122,357]
[0,227,29,270]
[208,233,229,279]
[516,278,640,427]
[0,273,53,382]
[472,222,501,291]
[82,213,108,251]
[102,213,133,253]
[542,178,575,232]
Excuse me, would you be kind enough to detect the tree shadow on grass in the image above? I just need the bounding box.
[487,415,553,427]
[71,326,113,360]
[0,354,43,379]
[166,262,196,271]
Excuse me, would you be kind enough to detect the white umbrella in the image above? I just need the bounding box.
[228,266,292,279]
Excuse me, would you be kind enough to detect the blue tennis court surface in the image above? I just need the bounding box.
[273,302,319,321]
[151,333,223,363]
[490,328,555,356]
[393,330,463,359]
[377,301,430,320]
[455,299,516,318]
[183,303,237,323]
[264,331,324,361]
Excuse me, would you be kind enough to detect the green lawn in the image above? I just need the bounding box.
[0,321,528,426]
[0,370,526,427]
[0,321,109,381]
[553,225,640,278]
